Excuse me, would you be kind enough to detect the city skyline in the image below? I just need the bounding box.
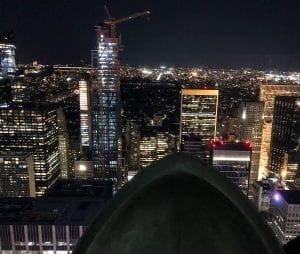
[0,0,299,70]
[0,1,300,252]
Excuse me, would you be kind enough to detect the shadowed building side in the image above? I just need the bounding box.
[73,153,284,254]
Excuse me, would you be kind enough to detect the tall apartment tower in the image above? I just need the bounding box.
[79,80,92,151]
[269,96,300,180]
[57,108,70,179]
[180,89,219,161]
[0,32,16,78]
[91,25,121,189]
[259,84,300,178]
[0,104,60,196]
[239,102,264,196]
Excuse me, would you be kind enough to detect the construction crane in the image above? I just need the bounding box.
[104,9,150,38]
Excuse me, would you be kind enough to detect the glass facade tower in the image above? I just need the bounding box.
[91,25,121,189]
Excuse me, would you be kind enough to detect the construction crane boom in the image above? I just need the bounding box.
[104,10,150,38]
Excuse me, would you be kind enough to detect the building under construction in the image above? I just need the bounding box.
[91,10,149,190]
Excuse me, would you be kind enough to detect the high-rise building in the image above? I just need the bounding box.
[180,89,219,161]
[91,25,121,189]
[0,153,36,197]
[79,80,91,150]
[0,32,16,79]
[269,96,300,180]
[210,141,252,195]
[239,102,264,196]
[57,108,70,179]
[259,84,300,179]
[0,104,60,196]
[270,190,300,245]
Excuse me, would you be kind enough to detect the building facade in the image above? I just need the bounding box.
[259,84,300,179]
[210,141,252,195]
[271,190,300,245]
[139,131,175,169]
[79,80,91,150]
[0,198,105,253]
[239,102,264,196]
[0,105,60,196]
[269,96,300,181]
[57,108,70,179]
[91,25,121,190]
[180,89,218,162]
[0,153,36,197]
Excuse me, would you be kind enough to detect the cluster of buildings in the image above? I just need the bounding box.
[0,19,300,252]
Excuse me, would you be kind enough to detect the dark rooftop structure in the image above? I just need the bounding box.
[74,153,284,254]
[0,197,105,225]
[46,179,113,199]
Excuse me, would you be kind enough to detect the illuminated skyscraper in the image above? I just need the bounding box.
[0,104,60,196]
[79,80,91,150]
[239,102,264,197]
[269,96,300,180]
[0,32,16,78]
[91,25,121,188]
[259,84,300,178]
[180,89,218,161]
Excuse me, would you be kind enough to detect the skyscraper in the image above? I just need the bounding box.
[239,102,264,196]
[57,108,70,179]
[180,89,219,161]
[91,25,121,189]
[269,96,300,180]
[259,84,300,179]
[79,80,91,151]
[0,104,60,196]
[0,32,16,79]
[210,141,252,195]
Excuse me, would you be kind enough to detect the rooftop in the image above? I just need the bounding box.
[0,197,106,225]
[46,179,113,199]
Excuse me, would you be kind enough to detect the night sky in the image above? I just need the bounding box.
[0,0,299,70]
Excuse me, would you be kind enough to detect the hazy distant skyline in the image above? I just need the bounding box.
[0,0,299,70]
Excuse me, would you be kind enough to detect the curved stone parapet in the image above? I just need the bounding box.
[74,152,284,254]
